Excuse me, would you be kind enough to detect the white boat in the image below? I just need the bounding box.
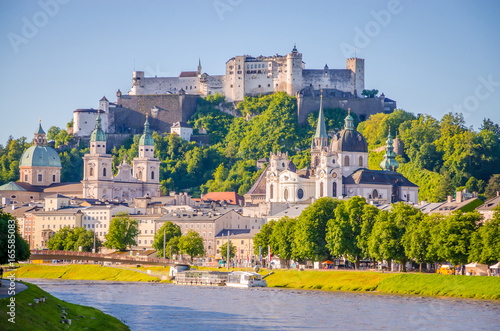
[226,271,267,288]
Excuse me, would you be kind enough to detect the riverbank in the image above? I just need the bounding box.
[6,264,161,282]
[0,281,129,330]
[265,270,500,300]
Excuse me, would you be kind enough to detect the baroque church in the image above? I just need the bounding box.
[82,114,160,200]
[246,94,418,205]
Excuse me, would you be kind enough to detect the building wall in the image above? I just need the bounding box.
[19,166,61,186]
[74,111,110,137]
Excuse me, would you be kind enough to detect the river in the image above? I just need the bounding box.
[27,279,500,330]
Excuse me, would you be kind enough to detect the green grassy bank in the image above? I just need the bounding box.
[264,270,500,300]
[0,282,129,330]
[6,264,160,282]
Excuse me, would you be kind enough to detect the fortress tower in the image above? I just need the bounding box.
[286,44,303,96]
[346,58,365,97]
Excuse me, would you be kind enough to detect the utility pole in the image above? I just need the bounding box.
[163,227,166,260]
[227,230,230,272]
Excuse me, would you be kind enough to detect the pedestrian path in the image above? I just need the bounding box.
[0,279,28,299]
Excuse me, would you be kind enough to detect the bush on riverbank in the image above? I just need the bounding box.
[377,273,500,300]
[6,264,160,282]
[0,282,129,330]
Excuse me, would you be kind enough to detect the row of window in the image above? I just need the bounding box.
[26,174,57,182]
[84,223,107,229]
[138,240,154,245]
[42,216,75,221]
[183,223,213,229]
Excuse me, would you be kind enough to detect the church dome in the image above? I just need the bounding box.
[330,112,368,153]
[20,145,61,168]
[90,114,106,142]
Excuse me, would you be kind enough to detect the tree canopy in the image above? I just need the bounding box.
[179,230,205,261]
[0,210,30,264]
[104,213,139,251]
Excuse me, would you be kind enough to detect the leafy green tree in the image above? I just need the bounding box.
[269,217,297,267]
[152,222,182,258]
[361,89,379,98]
[294,197,340,261]
[484,174,500,199]
[469,209,500,264]
[358,204,379,261]
[465,177,479,193]
[104,213,139,251]
[47,126,61,141]
[429,211,481,265]
[179,230,204,261]
[402,213,438,272]
[47,226,73,250]
[220,240,237,261]
[253,220,276,258]
[0,210,30,264]
[326,196,368,269]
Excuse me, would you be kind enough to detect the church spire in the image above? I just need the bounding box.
[139,115,154,146]
[379,128,399,171]
[313,90,328,147]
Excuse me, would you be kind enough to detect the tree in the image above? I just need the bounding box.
[469,209,500,265]
[179,230,204,261]
[484,174,500,199]
[152,222,181,258]
[402,213,439,272]
[269,217,297,267]
[0,210,30,264]
[326,196,367,269]
[220,240,237,261]
[294,197,340,261]
[253,220,276,258]
[429,211,481,266]
[47,126,61,141]
[48,226,102,252]
[104,213,139,251]
[465,177,479,193]
[361,89,379,98]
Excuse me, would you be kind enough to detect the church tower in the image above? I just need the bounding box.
[379,130,399,172]
[82,113,113,198]
[310,91,329,170]
[286,44,303,96]
[133,116,160,196]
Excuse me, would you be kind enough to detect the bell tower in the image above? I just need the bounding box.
[133,116,161,197]
[310,91,329,170]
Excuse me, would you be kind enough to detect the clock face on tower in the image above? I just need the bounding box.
[332,172,337,178]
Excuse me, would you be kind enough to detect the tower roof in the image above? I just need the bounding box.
[100,96,108,102]
[344,109,355,130]
[139,116,154,146]
[379,131,399,171]
[20,145,61,168]
[35,120,45,135]
[330,110,368,153]
[90,113,106,142]
[314,92,328,139]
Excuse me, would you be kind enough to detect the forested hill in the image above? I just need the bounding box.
[1,92,499,201]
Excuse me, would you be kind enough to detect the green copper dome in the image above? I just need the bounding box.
[90,114,106,142]
[20,145,61,167]
[35,121,45,134]
[139,117,154,146]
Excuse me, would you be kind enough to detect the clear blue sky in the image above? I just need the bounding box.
[1,0,499,145]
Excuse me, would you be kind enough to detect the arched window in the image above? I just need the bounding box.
[103,168,106,177]
[315,156,319,167]
[151,171,155,180]
[90,168,94,176]
[297,188,304,200]
[24,174,28,182]
[373,189,379,199]
[359,156,363,167]
[320,182,324,197]
[138,171,142,180]
[344,156,350,166]
[38,174,42,182]
[333,182,337,197]
[52,174,56,182]
[270,184,274,199]
[284,188,289,201]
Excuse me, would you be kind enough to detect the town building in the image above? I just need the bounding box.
[170,121,193,142]
[476,193,500,222]
[82,114,160,200]
[246,94,418,206]
[215,229,259,262]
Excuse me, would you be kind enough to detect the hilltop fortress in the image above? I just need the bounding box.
[74,46,396,138]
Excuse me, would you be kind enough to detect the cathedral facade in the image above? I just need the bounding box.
[82,114,160,200]
[259,95,418,205]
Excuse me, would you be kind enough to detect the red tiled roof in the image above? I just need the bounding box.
[179,71,198,78]
[201,192,244,205]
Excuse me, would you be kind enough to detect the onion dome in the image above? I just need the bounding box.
[139,116,154,146]
[379,131,399,171]
[20,121,61,168]
[90,113,106,142]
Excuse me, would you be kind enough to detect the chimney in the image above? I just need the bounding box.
[456,191,463,203]
[447,195,453,203]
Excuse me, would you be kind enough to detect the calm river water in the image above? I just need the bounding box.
[27,279,500,330]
